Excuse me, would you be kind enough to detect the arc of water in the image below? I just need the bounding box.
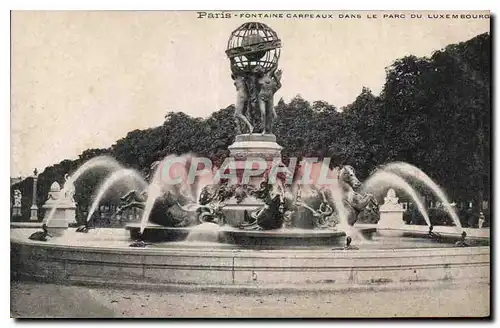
[173,153,201,202]
[138,183,163,235]
[328,185,365,241]
[138,154,195,235]
[138,160,170,235]
[86,169,148,223]
[322,168,366,241]
[44,156,123,226]
[381,162,462,229]
[362,170,431,227]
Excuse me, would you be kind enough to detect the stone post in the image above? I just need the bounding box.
[29,168,39,221]
[378,189,405,228]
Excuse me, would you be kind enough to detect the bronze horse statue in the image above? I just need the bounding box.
[116,186,201,227]
[338,165,379,225]
[115,160,203,227]
[116,160,161,213]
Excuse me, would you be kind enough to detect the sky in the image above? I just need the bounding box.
[10,11,490,177]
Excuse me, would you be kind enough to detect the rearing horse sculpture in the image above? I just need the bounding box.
[115,160,203,227]
[338,165,379,225]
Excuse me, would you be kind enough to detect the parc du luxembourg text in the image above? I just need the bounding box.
[196,12,490,20]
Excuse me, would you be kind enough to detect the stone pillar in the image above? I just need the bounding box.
[378,189,405,228]
[29,169,39,221]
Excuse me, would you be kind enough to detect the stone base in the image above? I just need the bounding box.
[222,195,263,227]
[228,134,282,162]
[12,207,22,217]
[378,210,406,229]
[42,204,76,236]
[221,133,287,229]
[29,205,38,221]
[11,227,490,290]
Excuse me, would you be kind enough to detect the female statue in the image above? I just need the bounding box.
[231,63,253,134]
[256,66,282,134]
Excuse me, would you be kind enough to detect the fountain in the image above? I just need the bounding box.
[85,168,147,225]
[378,189,406,227]
[380,162,462,229]
[11,22,489,293]
[362,170,431,227]
[44,156,122,227]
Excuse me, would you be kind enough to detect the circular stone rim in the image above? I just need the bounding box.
[11,226,490,292]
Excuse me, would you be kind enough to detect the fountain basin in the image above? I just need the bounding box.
[360,224,490,243]
[11,225,490,291]
[126,224,192,243]
[221,228,347,248]
[125,223,356,247]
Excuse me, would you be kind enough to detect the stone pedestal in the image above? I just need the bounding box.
[12,189,22,217]
[41,181,76,236]
[12,206,22,217]
[228,134,284,182]
[29,205,39,221]
[228,134,282,160]
[42,204,76,236]
[223,134,285,226]
[65,205,77,225]
[222,195,265,227]
[378,189,405,228]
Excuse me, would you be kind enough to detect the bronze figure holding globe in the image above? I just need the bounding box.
[226,22,282,135]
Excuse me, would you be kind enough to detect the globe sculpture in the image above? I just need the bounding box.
[226,22,281,74]
[226,22,282,135]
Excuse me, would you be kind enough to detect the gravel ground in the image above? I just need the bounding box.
[10,281,489,318]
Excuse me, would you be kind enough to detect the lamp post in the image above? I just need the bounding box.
[29,168,39,221]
